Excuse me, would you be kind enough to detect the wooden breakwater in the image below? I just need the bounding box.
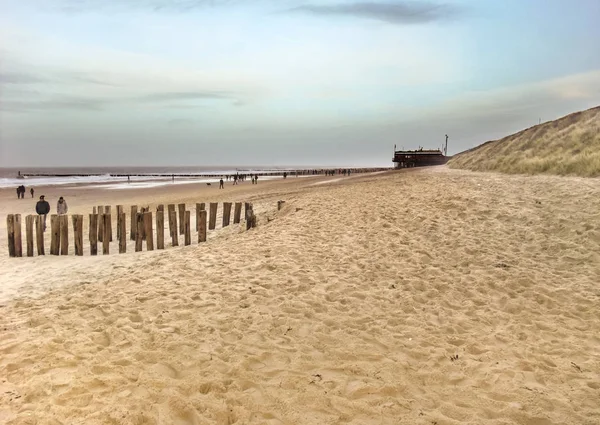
[18,167,390,179]
[6,202,258,258]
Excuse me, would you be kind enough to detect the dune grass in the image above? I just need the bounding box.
[449,106,600,177]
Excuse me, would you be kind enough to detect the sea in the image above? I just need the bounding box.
[0,166,302,190]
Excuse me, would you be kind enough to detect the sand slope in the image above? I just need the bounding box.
[449,106,600,176]
[1,168,600,425]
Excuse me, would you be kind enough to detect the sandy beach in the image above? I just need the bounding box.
[1,167,599,425]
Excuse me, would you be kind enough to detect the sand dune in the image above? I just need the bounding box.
[1,168,600,424]
[449,106,600,176]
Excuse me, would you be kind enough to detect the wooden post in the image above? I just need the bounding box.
[7,215,15,257]
[184,211,191,246]
[13,214,22,257]
[198,210,207,243]
[233,202,242,224]
[178,204,186,235]
[144,212,154,251]
[169,210,179,247]
[89,214,98,256]
[222,202,232,227]
[245,203,255,230]
[98,205,104,242]
[116,205,123,240]
[104,206,113,242]
[72,215,83,256]
[278,200,285,211]
[156,210,165,250]
[50,215,60,255]
[93,206,97,214]
[36,215,45,255]
[118,213,126,254]
[209,202,218,230]
[244,202,250,218]
[25,215,34,257]
[196,203,205,231]
[130,205,138,240]
[157,204,164,213]
[59,215,69,255]
[102,214,110,255]
[135,213,144,252]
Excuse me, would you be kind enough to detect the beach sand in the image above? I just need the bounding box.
[1,168,599,425]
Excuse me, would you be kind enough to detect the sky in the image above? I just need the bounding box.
[0,0,599,167]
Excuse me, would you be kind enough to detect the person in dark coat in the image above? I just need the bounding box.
[30,187,34,198]
[36,195,51,231]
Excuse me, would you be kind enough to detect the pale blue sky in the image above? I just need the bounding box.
[1,0,599,166]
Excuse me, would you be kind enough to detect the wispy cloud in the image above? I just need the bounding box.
[49,0,255,13]
[288,1,463,25]
[137,91,234,102]
[1,90,242,112]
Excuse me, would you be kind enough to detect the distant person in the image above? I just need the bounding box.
[30,187,34,198]
[16,187,20,199]
[283,172,287,179]
[57,196,68,215]
[233,175,238,185]
[254,175,258,184]
[36,195,50,231]
[219,178,224,189]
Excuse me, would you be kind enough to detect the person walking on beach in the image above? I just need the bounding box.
[57,196,68,215]
[16,187,20,199]
[30,187,34,198]
[254,175,258,184]
[36,195,50,231]
[219,178,224,189]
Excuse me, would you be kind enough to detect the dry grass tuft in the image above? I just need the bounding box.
[449,106,600,177]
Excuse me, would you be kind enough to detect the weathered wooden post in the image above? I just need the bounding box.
[144,212,154,251]
[50,215,60,255]
[233,202,242,224]
[178,203,186,235]
[104,206,113,242]
[157,204,164,213]
[278,200,285,210]
[169,210,179,247]
[89,214,98,255]
[25,215,34,257]
[102,214,111,255]
[13,214,22,257]
[135,213,143,252]
[198,210,207,243]
[244,202,250,218]
[35,215,45,255]
[7,215,15,257]
[72,215,83,256]
[98,205,104,242]
[156,210,165,250]
[59,214,69,255]
[222,202,232,227]
[118,213,126,254]
[245,203,255,230]
[168,204,176,240]
[116,205,123,240]
[209,202,218,230]
[93,206,97,214]
[184,211,191,246]
[130,205,138,240]
[196,203,205,231]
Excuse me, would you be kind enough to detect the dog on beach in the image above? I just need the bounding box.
[206,183,212,186]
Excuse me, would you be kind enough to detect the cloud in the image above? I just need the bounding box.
[0,90,242,112]
[137,91,234,102]
[288,1,462,25]
[45,0,254,13]
[0,72,47,84]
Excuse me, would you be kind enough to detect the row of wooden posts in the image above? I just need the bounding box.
[6,202,257,257]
